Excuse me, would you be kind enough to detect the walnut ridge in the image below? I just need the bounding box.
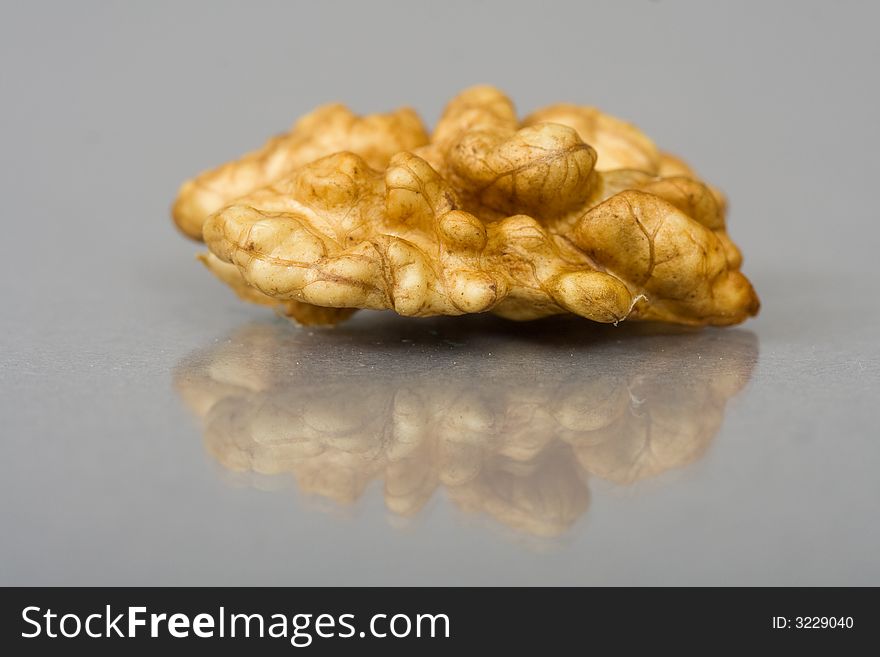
[173,86,759,327]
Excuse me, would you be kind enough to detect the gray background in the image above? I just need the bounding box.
[1,0,878,585]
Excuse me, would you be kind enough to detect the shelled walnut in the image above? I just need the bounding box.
[173,86,758,327]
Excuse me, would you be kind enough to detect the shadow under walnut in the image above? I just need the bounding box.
[173,85,759,327]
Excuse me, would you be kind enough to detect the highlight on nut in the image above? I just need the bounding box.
[172,86,759,327]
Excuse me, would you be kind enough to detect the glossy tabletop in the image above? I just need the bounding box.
[1,1,878,585]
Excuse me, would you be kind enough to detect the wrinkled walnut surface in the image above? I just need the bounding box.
[173,86,759,327]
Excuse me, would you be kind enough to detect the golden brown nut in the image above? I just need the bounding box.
[176,86,758,327]
[523,103,660,172]
[172,104,429,239]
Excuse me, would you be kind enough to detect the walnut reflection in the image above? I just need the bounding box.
[174,314,757,538]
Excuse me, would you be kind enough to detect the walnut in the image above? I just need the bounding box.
[174,321,757,537]
[172,104,429,240]
[174,86,758,327]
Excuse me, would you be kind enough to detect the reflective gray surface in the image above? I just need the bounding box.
[1,1,878,585]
